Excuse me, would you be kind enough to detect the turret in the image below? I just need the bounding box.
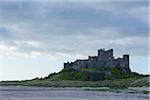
[121,54,131,73]
[123,55,129,68]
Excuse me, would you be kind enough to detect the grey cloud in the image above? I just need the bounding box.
[0,1,149,58]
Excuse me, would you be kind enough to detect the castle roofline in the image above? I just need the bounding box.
[89,56,97,58]
[76,59,88,61]
[98,48,113,51]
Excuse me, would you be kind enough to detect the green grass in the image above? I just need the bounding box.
[0,77,149,87]
[0,67,149,87]
[42,67,143,81]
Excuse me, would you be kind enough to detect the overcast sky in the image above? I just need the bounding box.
[0,0,149,81]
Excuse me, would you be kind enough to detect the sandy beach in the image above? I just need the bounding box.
[0,86,149,100]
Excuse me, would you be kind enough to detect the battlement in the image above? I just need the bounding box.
[98,48,113,55]
[64,49,130,73]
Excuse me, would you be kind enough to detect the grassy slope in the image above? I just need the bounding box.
[0,77,149,87]
[0,67,149,87]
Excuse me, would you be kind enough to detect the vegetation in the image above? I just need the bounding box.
[0,77,149,87]
[0,67,149,87]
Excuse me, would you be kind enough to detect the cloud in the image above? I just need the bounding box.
[0,1,149,60]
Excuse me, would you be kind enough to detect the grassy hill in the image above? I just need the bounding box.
[42,67,148,81]
[0,67,149,87]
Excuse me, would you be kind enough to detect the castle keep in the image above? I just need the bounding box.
[64,49,130,73]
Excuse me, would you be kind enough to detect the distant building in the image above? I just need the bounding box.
[64,49,130,73]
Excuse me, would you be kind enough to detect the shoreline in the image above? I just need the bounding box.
[0,85,149,95]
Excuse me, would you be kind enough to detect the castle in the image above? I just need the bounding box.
[64,49,131,73]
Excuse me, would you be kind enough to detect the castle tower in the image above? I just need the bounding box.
[123,55,129,68]
[122,54,131,72]
[97,49,114,61]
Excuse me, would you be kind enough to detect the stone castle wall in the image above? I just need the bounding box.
[64,49,130,73]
